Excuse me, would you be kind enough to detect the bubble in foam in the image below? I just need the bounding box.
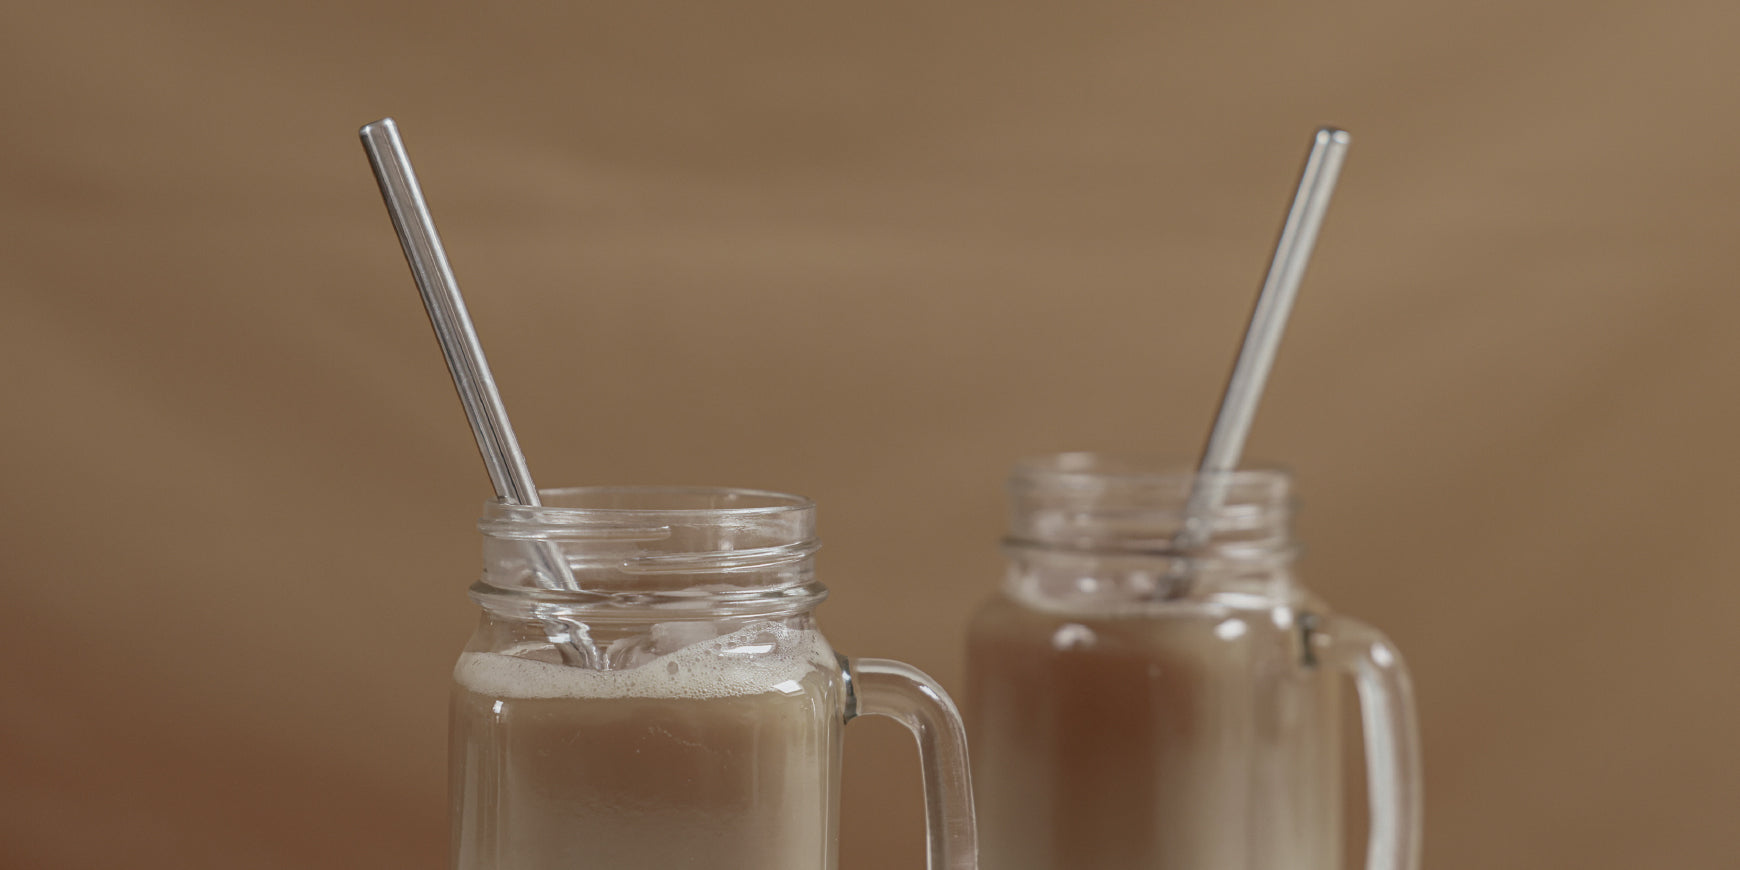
[455,621,832,700]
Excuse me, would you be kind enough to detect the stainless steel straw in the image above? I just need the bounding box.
[1172,127,1351,556]
[360,118,598,666]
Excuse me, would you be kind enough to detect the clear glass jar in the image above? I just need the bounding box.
[966,454,1420,870]
[453,486,977,870]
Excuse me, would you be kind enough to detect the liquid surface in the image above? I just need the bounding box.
[452,623,843,870]
[966,597,1341,870]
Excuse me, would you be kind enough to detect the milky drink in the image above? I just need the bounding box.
[966,598,1340,870]
[451,621,845,870]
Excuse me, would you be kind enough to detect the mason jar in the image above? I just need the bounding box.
[966,454,1420,870]
[453,486,976,870]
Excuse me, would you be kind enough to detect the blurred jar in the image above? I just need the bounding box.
[454,486,976,870]
[966,454,1420,870]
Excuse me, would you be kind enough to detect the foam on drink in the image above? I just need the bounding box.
[455,621,829,700]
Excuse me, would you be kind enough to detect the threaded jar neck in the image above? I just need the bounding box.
[474,486,825,619]
[1004,453,1298,608]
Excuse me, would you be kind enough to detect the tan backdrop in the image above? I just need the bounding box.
[4,1,1737,867]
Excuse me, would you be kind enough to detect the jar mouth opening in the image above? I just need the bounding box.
[1010,452,1292,490]
[480,487,816,544]
[524,485,813,517]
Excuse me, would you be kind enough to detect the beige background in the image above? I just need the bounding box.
[4,1,1738,867]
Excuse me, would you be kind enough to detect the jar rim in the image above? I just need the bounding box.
[1004,452,1295,560]
[1010,452,1292,488]
[485,485,814,521]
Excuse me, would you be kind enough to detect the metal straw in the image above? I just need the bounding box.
[360,118,598,666]
[1172,127,1351,555]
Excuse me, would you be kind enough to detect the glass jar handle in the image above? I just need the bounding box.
[1312,614,1423,870]
[843,656,979,870]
